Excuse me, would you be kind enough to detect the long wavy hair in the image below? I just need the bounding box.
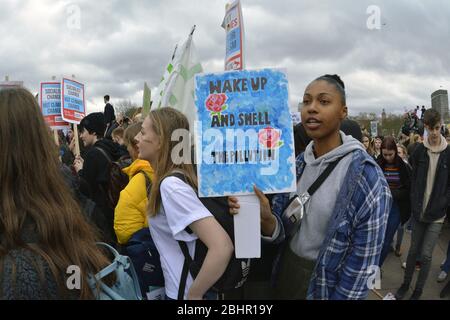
[147,107,197,217]
[0,88,110,299]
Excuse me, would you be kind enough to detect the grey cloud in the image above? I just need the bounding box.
[0,0,449,115]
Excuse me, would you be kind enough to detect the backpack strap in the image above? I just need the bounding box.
[135,170,152,196]
[306,156,345,197]
[93,147,113,201]
[177,241,194,300]
[95,146,112,163]
[160,171,199,298]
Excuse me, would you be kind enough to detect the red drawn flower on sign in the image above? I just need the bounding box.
[259,127,284,149]
[205,93,228,114]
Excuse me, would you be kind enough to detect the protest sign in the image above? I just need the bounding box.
[39,82,69,130]
[61,78,85,124]
[370,121,378,137]
[222,0,245,71]
[0,81,23,90]
[195,68,296,198]
[142,82,152,116]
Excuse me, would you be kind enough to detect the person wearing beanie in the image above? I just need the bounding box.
[74,112,128,244]
[340,119,363,142]
[294,119,362,157]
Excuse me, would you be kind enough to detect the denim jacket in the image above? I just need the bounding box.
[271,149,392,300]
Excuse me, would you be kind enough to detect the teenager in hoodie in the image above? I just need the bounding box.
[229,74,392,300]
[396,109,450,300]
[74,112,127,244]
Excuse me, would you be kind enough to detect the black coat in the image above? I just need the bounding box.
[410,144,450,222]
[378,157,412,225]
[104,103,115,126]
[0,220,77,300]
[78,139,126,243]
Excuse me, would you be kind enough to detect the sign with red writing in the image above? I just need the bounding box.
[40,82,69,129]
[61,78,85,124]
[222,0,245,71]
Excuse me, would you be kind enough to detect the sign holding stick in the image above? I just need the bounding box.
[54,130,60,146]
[73,124,80,157]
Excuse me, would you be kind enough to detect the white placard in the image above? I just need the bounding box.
[234,195,261,258]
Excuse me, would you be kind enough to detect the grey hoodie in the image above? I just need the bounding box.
[290,132,366,261]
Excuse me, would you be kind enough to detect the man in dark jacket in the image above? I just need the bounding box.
[104,95,115,140]
[396,109,450,300]
[74,112,127,244]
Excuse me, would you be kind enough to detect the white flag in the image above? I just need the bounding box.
[152,26,203,131]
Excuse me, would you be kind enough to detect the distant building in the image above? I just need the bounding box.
[431,89,449,118]
[381,108,387,125]
[0,76,23,90]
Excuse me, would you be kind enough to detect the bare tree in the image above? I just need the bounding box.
[115,99,139,117]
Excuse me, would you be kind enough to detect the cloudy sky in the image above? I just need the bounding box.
[1,0,449,116]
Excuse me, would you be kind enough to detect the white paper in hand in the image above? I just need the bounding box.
[234,195,261,258]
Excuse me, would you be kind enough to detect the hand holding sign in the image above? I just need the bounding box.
[253,185,276,237]
[228,185,276,237]
[73,155,84,173]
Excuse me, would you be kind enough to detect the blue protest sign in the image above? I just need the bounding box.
[61,78,85,124]
[195,68,296,197]
[39,82,69,129]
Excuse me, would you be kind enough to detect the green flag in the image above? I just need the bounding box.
[142,82,151,116]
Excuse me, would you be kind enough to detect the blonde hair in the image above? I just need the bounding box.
[123,121,142,148]
[397,143,408,158]
[147,108,197,217]
[111,127,124,140]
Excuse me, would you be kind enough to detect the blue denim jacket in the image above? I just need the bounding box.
[271,149,392,300]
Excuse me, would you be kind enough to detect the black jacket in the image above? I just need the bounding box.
[104,103,115,126]
[410,144,450,222]
[105,120,119,140]
[1,220,77,300]
[78,139,126,243]
[377,157,412,225]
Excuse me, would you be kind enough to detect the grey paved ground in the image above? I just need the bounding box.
[368,222,450,300]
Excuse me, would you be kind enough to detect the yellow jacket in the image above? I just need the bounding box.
[114,159,154,245]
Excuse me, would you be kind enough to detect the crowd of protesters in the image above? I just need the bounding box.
[1,75,449,301]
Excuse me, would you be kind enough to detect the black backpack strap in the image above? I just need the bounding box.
[136,170,152,196]
[177,241,194,300]
[307,156,345,197]
[95,146,112,163]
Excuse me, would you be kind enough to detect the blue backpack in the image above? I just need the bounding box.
[122,227,165,297]
[88,242,143,300]
[120,171,165,298]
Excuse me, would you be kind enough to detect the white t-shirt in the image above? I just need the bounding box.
[149,176,212,300]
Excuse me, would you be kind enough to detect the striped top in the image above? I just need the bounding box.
[383,164,401,189]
